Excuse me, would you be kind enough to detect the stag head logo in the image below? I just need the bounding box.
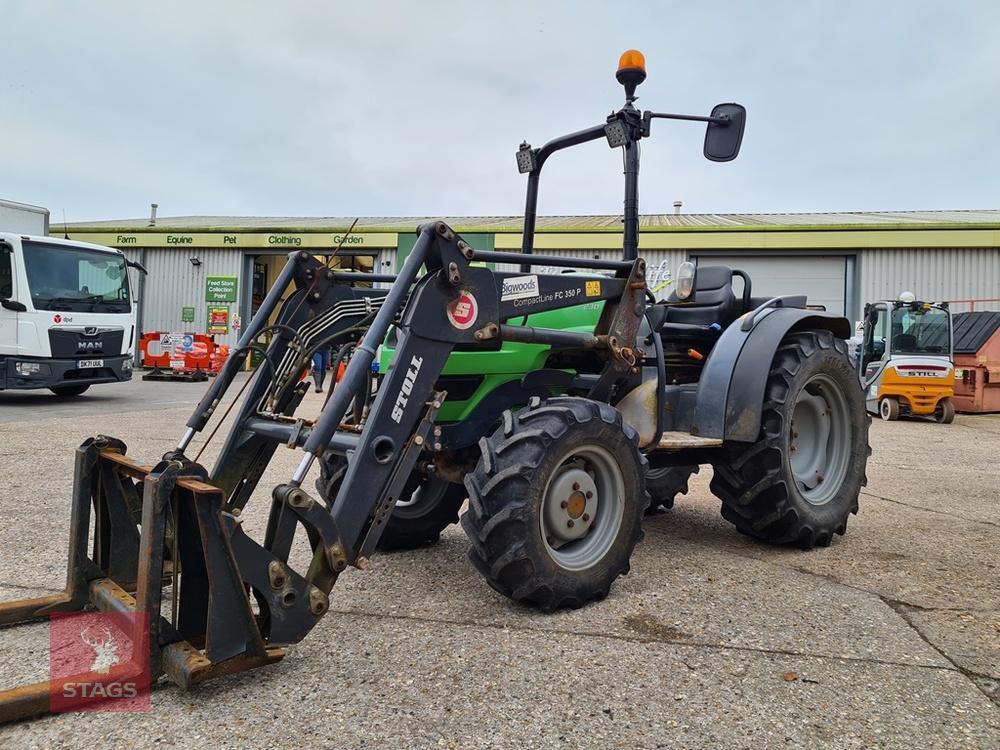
[49,611,152,714]
[80,626,121,674]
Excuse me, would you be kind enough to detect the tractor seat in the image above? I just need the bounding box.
[660,265,739,328]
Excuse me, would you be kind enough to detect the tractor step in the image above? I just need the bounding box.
[651,431,723,451]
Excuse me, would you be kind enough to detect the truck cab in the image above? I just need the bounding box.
[858,294,955,422]
[0,233,137,396]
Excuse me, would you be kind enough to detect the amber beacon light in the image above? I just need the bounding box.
[616,49,647,100]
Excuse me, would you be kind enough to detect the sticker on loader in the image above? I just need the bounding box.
[500,274,540,301]
[447,292,478,330]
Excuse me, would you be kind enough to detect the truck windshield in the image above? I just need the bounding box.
[22,241,131,313]
[891,305,949,355]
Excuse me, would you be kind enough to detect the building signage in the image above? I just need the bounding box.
[64,232,399,249]
[181,306,196,323]
[208,306,229,335]
[206,276,238,302]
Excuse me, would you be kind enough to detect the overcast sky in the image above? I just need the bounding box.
[4,1,999,223]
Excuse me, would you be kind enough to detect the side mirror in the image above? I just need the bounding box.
[1,298,27,312]
[704,103,746,162]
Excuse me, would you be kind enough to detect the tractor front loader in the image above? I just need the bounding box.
[0,49,870,723]
[0,222,648,722]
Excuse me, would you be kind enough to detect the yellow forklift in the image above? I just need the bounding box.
[858,292,955,422]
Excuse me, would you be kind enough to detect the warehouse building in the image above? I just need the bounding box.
[59,210,1000,347]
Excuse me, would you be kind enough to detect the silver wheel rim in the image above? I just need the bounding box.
[880,399,891,420]
[539,444,625,571]
[789,373,852,506]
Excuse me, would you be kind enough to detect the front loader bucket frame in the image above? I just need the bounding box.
[0,439,286,722]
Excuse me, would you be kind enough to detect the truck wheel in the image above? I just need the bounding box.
[879,397,900,421]
[50,385,90,397]
[645,462,699,512]
[935,398,955,424]
[710,330,870,549]
[462,397,647,611]
[315,454,465,550]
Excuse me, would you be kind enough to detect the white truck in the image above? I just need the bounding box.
[0,232,141,396]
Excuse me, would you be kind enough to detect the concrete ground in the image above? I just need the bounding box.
[0,377,997,749]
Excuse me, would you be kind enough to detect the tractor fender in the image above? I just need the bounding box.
[692,307,852,442]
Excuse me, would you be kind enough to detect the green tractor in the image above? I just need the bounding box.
[0,50,871,720]
[315,49,870,590]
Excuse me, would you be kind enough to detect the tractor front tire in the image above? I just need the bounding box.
[645,463,699,512]
[710,330,870,549]
[879,397,900,421]
[462,397,647,611]
[316,454,465,551]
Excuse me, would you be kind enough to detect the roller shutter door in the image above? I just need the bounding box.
[692,255,847,315]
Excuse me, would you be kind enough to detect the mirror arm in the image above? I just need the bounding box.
[644,111,730,126]
[126,259,149,275]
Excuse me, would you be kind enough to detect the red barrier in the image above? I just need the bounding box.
[139,332,226,374]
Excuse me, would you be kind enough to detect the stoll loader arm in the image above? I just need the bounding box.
[0,220,646,722]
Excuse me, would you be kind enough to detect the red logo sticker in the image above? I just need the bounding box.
[447,292,478,330]
[49,611,151,714]
[53,314,62,324]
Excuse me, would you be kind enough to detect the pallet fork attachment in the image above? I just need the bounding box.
[0,438,287,721]
[0,221,645,723]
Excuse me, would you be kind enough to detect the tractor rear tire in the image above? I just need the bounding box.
[315,454,465,551]
[710,330,870,549]
[935,398,955,424]
[879,397,900,421]
[645,463,699,512]
[462,397,647,611]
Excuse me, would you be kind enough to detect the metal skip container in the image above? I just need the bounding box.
[952,311,1000,413]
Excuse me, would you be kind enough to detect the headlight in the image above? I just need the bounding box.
[676,261,696,300]
[15,361,50,377]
